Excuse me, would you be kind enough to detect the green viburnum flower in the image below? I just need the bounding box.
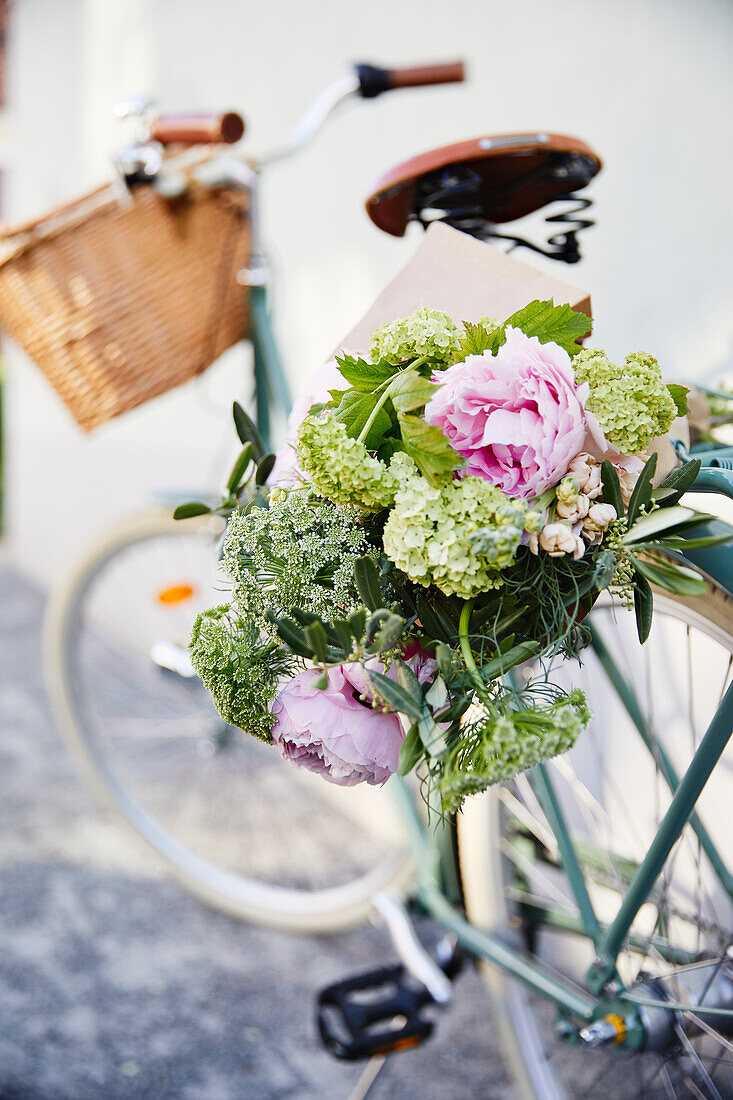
[439,690,590,812]
[574,348,676,455]
[222,490,377,626]
[296,413,397,512]
[369,307,461,366]
[189,606,293,741]
[382,453,525,598]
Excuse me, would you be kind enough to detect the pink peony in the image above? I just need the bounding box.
[424,327,590,499]
[345,647,437,702]
[271,665,405,786]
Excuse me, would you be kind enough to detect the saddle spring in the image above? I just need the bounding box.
[414,164,596,265]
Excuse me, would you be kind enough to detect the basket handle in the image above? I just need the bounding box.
[150,112,245,146]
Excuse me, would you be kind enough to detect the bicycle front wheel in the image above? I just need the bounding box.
[458,564,733,1099]
[45,510,412,932]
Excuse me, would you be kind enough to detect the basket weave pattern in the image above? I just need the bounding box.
[0,175,250,430]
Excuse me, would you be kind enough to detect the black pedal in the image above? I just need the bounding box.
[316,943,461,1061]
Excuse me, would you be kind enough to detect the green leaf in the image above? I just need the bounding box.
[354,556,383,611]
[255,453,276,486]
[266,611,312,659]
[440,695,472,723]
[348,607,367,641]
[632,555,708,596]
[389,369,438,413]
[232,401,266,462]
[398,725,424,776]
[366,670,424,720]
[657,458,702,505]
[365,608,390,639]
[415,593,452,644]
[601,460,624,518]
[626,452,657,527]
[624,505,712,543]
[326,387,349,407]
[455,319,499,362]
[425,675,449,713]
[417,712,448,757]
[492,300,592,358]
[633,574,654,643]
[332,618,353,654]
[290,608,340,649]
[396,661,424,708]
[435,642,454,679]
[227,443,254,492]
[332,391,392,449]
[313,670,329,691]
[398,414,462,484]
[479,641,540,683]
[593,549,617,590]
[656,531,733,550]
[173,501,211,520]
[304,621,329,662]
[667,383,690,417]
[347,357,395,390]
[377,437,406,465]
[650,487,677,504]
[335,354,396,392]
[371,613,406,653]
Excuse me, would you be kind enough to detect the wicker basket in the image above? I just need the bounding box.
[0,155,250,430]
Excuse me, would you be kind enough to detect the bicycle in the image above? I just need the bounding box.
[42,60,733,1099]
[44,61,468,930]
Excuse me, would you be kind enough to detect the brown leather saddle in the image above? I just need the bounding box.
[365,132,601,262]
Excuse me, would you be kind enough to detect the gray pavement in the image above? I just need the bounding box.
[0,562,513,1100]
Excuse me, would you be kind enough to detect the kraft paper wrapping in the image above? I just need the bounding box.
[332,221,683,480]
[337,222,591,355]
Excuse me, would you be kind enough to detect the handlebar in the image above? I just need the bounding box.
[256,59,466,167]
[150,111,245,146]
[355,61,465,98]
[125,59,465,168]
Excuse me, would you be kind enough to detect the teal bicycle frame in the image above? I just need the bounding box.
[247,282,292,451]
[247,195,733,1037]
[395,459,733,1037]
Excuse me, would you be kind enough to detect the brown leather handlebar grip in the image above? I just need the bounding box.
[388,61,465,89]
[150,111,245,146]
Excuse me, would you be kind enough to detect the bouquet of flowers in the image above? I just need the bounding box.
[178,300,726,813]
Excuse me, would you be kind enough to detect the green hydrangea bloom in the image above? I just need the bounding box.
[439,691,589,812]
[296,414,397,512]
[383,453,525,598]
[189,606,293,741]
[369,307,461,366]
[222,490,376,626]
[574,347,676,455]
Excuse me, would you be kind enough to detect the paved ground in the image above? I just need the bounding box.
[0,561,513,1100]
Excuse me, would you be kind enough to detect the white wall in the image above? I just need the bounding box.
[5,0,733,582]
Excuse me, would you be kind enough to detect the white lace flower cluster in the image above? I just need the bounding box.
[222,490,377,626]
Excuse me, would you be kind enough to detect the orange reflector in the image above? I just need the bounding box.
[157,583,195,605]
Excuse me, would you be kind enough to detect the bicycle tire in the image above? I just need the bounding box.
[457,561,733,1099]
[45,509,413,932]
